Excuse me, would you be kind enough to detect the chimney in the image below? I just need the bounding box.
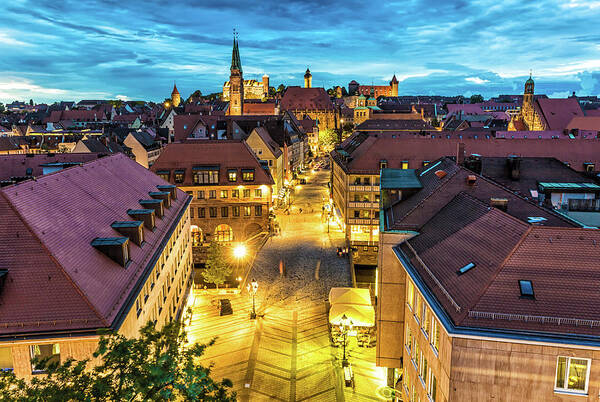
[490,198,509,211]
[467,175,477,186]
[111,221,144,246]
[91,237,130,267]
[139,199,164,217]
[464,154,482,174]
[149,191,171,208]
[157,184,177,200]
[456,143,465,165]
[127,209,156,229]
[506,155,521,181]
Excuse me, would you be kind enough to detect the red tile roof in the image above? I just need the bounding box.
[150,141,274,186]
[0,153,105,181]
[280,87,335,111]
[398,192,600,337]
[535,97,584,130]
[46,110,106,123]
[0,154,189,337]
[243,102,276,115]
[566,116,600,131]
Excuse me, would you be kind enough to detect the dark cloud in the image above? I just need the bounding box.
[1,0,600,102]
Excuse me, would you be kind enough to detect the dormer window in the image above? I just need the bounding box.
[156,170,170,181]
[174,170,185,183]
[228,169,237,182]
[242,169,255,182]
[91,237,130,267]
[193,166,219,184]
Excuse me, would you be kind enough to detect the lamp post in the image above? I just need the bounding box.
[339,314,353,367]
[247,278,258,319]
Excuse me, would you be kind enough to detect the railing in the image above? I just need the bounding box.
[568,198,600,212]
[348,218,373,225]
[348,201,379,209]
[468,311,600,327]
[405,242,462,312]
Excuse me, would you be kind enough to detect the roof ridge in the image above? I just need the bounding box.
[0,191,108,327]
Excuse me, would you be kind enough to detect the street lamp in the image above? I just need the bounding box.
[339,314,353,367]
[247,278,258,319]
[233,244,247,259]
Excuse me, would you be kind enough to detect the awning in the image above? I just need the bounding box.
[329,287,371,306]
[329,304,375,327]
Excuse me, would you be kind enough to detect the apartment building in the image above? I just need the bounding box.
[0,154,192,378]
[150,141,274,264]
[377,157,600,401]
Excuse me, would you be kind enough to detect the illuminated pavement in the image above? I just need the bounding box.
[187,168,387,401]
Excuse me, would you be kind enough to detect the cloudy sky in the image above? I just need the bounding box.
[1,0,600,103]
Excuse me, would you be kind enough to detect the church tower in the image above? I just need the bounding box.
[228,32,244,116]
[171,83,181,108]
[521,72,536,129]
[390,74,399,97]
[304,68,312,88]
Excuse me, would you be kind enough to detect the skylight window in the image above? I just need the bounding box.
[457,262,475,275]
[527,217,547,224]
[519,280,535,299]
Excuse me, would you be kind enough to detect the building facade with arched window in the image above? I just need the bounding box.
[151,141,274,265]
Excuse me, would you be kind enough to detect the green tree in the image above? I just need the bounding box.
[470,94,484,104]
[0,320,235,401]
[318,128,339,152]
[0,103,4,113]
[202,241,232,289]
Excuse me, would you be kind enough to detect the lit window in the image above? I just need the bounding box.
[255,205,262,216]
[255,189,262,198]
[407,281,415,310]
[431,319,440,352]
[30,344,60,374]
[428,369,437,401]
[244,206,251,216]
[209,190,216,199]
[232,189,239,198]
[221,207,228,217]
[242,169,255,181]
[232,206,240,217]
[197,191,205,199]
[401,161,409,169]
[555,356,590,393]
[405,326,412,355]
[220,190,228,199]
[228,170,237,182]
[174,169,185,183]
[193,169,219,184]
[243,189,251,198]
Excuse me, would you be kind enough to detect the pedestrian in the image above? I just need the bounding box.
[299,208,303,214]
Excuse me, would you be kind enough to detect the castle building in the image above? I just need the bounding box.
[171,83,181,108]
[304,68,312,88]
[227,35,244,116]
[355,75,399,97]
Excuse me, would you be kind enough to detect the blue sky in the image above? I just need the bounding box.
[1,0,600,103]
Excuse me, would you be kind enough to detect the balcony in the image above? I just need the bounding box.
[347,218,373,225]
[348,185,379,192]
[348,201,379,209]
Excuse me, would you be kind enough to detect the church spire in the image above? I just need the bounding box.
[231,29,242,74]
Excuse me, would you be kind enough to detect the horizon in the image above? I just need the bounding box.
[2,0,600,104]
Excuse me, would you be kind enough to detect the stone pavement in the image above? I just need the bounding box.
[186,169,388,401]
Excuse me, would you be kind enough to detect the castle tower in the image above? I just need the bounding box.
[171,83,181,108]
[262,74,270,97]
[304,68,312,88]
[228,32,244,116]
[390,74,399,97]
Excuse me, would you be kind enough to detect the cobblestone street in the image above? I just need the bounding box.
[187,168,386,401]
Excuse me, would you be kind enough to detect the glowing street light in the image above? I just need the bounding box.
[339,314,353,367]
[233,244,247,259]
[247,278,258,320]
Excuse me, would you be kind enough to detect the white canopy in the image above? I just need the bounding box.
[329,303,375,327]
[328,287,372,306]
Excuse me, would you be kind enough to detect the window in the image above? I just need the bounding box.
[422,305,430,337]
[209,190,216,199]
[407,281,415,310]
[136,299,142,316]
[199,207,205,218]
[415,296,421,322]
[423,160,430,167]
[405,326,412,355]
[191,226,202,246]
[228,169,237,182]
[193,169,219,184]
[221,190,228,199]
[428,369,437,401]
[364,177,371,185]
[354,177,361,185]
[209,207,217,218]
[402,161,409,169]
[233,206,240,217]
[221,207,229,217]
[232,189,239,198]
[354,210,360,218]
[214,224,233,242]
[0,348,13,371]
[379,159,388,169]
[457,262,475,275]
[197,191,205,199]
[157,170,170,181]
[190,208,194,218]
[519,280,535,299]
[244,206,251,216]
[243,189,251,198]
[255,189,262,198]
[419,353,428,381]
[404,369,411,394]
[31,344,60,374]
[255,205,262,216]
[242,169,255,181]
[174,170,185,183]
[555,356,590,393]
[431,319,440,352]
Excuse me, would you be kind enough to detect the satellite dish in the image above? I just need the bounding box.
[375,385,396,400]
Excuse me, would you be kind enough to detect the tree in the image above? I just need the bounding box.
[0,320,236,401]
[318,128,339,152]
[29,99,34,106]
[202,241,232,289]
[470,94,484,104]
[0,103,4,113]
